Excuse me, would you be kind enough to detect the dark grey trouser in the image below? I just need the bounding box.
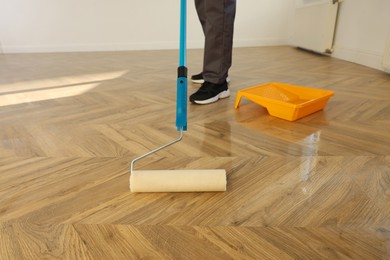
[195,0,236,84]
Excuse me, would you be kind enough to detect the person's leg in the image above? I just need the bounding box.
[202,0,236,84]
[194,0,206,34]
[192,0,207,84]
[190,0,236,104]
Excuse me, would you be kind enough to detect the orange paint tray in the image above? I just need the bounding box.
[234,82,334,121]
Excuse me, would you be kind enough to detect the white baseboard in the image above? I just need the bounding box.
[234,38,289,47]
[2,42,181,53]
[2,38,289,53]
[332,45,384,71]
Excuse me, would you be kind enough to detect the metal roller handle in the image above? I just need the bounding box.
[130,129,184,173]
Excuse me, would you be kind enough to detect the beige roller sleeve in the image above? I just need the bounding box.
[130,169,227,192]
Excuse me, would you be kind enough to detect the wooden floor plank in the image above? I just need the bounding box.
[0,46,389,258]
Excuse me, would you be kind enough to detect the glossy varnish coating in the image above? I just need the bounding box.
[0,47,389,259]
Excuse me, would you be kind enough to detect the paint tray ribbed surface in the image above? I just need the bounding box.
[234,82,334,121]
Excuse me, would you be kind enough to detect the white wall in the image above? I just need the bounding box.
[331,0,390,71]
[0,0,294,53]
[1,0,388,72]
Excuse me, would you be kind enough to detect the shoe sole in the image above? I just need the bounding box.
[192,89,230,105]
[191,79,205,84]
[191,77,230,85]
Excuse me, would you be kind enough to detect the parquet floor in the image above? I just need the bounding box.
[0,46,389,259]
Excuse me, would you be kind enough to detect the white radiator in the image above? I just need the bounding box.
[292,0,339,54]
[382,32,390,72]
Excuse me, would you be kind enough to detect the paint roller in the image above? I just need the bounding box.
[129,0,226,193]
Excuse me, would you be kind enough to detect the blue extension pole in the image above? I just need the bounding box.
[176,0,188,131]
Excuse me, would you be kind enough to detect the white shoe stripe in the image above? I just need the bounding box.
[191,76,230,85]
[191,79,205,84]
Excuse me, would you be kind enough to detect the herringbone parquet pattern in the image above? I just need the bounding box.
[0,47,389,259]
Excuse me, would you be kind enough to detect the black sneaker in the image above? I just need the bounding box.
[191,72,230,84]
[191,72,205,84]
[189,81,230,105]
